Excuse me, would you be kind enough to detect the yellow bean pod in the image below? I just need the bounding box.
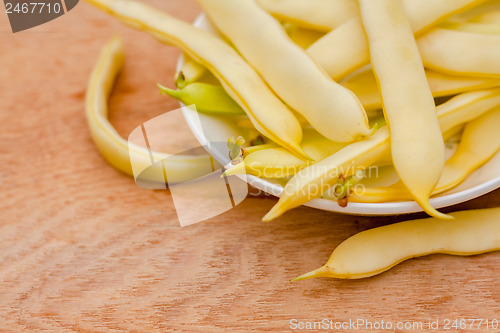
[225,139,347,179]
[418,28,500,78]
[263,87,500,221]
[196,0,371,143]
[448,1,500,24]
[426,68,500,95]
[307,0,485,80]
[472,9,500,24]
[176,54,206,86]
[263,128,390,221]
[439,20,500,35]
[227,120,392,179]
[351,107,500,203]
[86,37,211,184]
[341,67,500,111]
[307,18,366,81]
[294,207,500,280]
[244,143,279,155]
[359,0,446,218]
[256,0,358,32]
[86,0,310,161]
[438,87,500,133]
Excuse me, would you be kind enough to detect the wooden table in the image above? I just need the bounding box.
[1,1,499,331]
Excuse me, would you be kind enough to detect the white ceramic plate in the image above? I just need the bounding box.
[180,14,500,216]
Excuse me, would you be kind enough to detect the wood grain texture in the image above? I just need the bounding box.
[1,1,499,332]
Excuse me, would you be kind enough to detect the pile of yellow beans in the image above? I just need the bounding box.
[85,0,500,280]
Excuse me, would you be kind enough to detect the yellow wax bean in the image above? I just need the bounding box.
[448,1,500,23]
[86,37,211,184]
[402,0,487,33]
[294,207,500,280]
[328,135,455,202]
[426,68,500,95]
[196,0,371,143]
[439,20,500,35]
[341,67,500,111]
[307,0,486,80]
[256,0,357,32]
[438,87,500,133]
[359,0,446,218]
[307,18,366,82]
[86,0,310,161]
[263,87,500,221]
[418,28,500,78]
[227,119,392,179]
[351,107,500,203]
[263,128,390,221]
[176,54,206,87]
[472,10,500,24]
[244,143,278,155]
[225,139,347,179]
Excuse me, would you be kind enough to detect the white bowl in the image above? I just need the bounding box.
[180,14,500,216]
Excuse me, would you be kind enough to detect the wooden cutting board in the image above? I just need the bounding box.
[1,1,499,331]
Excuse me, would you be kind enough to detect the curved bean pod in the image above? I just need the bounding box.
[307,0,485,80]
[263,87,500,221]
[341,67,500,111]
[293,207,500,280]
[86,0,310,160]
[438,20,500,35]
[225,139,347,179]
[227,118,391,179]
[472,10,500,24]
[86,37,211,184]
[359,0,446,218]
[263,127,390,221]
[438,88,500,133]
[256,0,358,32]
[448,1,500,23]
[196,0,371,143]
[418,28,500,78]
[350,107,500,203]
